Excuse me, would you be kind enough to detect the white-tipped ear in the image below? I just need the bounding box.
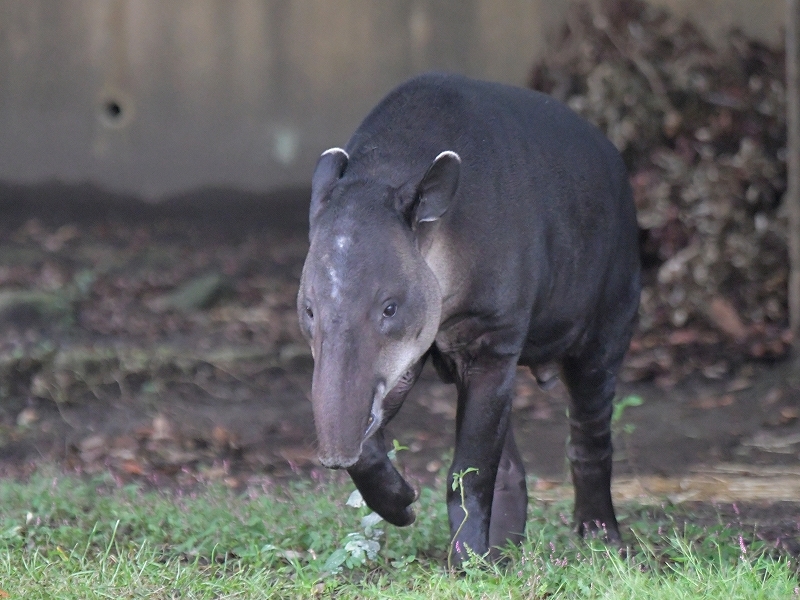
[413,151,461,226]
[320,147,349,160]
[310,148,349,229]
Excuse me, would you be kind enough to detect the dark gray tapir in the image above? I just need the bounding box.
[297,73,640,564]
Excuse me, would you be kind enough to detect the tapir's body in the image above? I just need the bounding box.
[298,73,640,564]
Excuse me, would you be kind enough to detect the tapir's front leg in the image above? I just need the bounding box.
[447,353,518,566]
[346,357,426,526]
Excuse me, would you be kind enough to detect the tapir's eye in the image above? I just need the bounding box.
[382,302,397,318]
[305,306,314,319]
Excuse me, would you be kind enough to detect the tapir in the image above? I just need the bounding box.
[297,72,640,564]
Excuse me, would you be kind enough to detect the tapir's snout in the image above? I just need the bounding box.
[312,351,387,469]
[315,383,390,468]
[315,418,364,468]
[314,404,367,470]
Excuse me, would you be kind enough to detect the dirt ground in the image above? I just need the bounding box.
[1,184,800,548]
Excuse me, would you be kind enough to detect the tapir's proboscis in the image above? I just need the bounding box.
[297,73,640,565]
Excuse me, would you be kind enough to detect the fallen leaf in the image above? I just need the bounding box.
[108,447,137,461]
[419,397,456,419]
[157,447,200,466]
[707,297,748,342]
[779,406,799,424]
[120,460,145,475]
[742,431,800,452]
[211,425,238,449]
[667,329,698,345]
[533,479,559,491]
[151,414,173,441]
[109,435,139,460]
[701,361,729,379]
[426,460,442,473]
[16,407,39,427]
[44,224,80,252]
[134,424,154,439]
[79,434,108,463]
[762,388,783,405]
[726,377,752,393]
[690,395,734,409]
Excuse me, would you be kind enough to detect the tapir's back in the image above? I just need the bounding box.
[346,72,626,199]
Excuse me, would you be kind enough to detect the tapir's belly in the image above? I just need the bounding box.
[519,321,586,366]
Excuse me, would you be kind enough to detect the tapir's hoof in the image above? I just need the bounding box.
[576,520,622,546]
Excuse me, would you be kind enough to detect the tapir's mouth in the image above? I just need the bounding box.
[363,381,386,440]
[319,454,359,469]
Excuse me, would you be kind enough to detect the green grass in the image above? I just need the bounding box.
[0,469,797,599]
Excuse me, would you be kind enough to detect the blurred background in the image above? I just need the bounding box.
[0,0,798,510]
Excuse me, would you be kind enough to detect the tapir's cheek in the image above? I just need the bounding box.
[378,341,422,387]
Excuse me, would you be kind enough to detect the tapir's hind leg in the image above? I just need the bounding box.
[561,351,623,543]
[488,426,527,556]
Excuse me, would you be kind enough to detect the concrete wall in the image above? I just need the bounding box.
[0,0,785,200]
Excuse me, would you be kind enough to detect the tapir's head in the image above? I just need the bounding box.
[297,147,460,468]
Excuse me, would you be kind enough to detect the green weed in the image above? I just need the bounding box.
[613,393,644,434]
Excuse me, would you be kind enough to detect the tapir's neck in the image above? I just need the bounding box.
[420,230,459,322]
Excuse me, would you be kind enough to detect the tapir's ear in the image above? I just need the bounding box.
[310,147,349,229]
[406,151,460,229]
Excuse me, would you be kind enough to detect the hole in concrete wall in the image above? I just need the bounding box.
[99,96,131,128]
[105,100,123,120]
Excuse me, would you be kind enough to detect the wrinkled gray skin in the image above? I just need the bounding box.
[297,73,641,566]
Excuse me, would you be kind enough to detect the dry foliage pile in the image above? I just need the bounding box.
[530,0,790,381]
